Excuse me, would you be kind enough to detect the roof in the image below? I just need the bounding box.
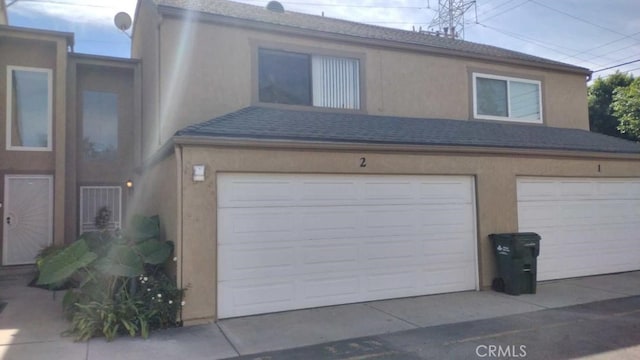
[175,107,640,155]
[0,25,74,46]
[154,0,590,75]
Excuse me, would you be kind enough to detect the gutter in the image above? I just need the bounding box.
[172,135,640,161]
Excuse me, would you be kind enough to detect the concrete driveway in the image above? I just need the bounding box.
[2,271,640,359]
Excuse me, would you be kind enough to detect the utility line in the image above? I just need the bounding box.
[529,0,640,41]
[474,0,529,24]
[593,59,640,73]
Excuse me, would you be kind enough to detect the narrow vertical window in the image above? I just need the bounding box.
[6,66,52,150]
[82,91,119,160]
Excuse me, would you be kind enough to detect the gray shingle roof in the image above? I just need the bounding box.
[175,107,640,154]
[154,0,589,74]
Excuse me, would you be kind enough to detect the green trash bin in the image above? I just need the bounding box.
[490,232,541,295]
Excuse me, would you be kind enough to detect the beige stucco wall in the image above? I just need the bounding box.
[75,64,136,183]
[0,1,7,26]
[0,38,57,171]
[62,59,138,240]
[144,16,589,152]
[176,144,640,323]
[130,151,179,277]
[132,0,161,161]
[0,33,67,249]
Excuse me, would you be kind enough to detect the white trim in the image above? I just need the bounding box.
[472,73,543,124]
[2,175,54,265]
[79,186,122,234]
[6,66,53,151]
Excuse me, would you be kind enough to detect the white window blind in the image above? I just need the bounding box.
[312,56,360,109]
[79,186,122,234]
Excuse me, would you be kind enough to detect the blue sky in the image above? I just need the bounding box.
[5,0,640,80]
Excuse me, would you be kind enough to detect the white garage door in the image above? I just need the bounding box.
[518,177,640,281]
[217,173,478,318]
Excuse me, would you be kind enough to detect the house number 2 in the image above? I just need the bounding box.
[360,157,367,167]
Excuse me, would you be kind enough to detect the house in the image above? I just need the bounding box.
[129,0,640,324]
[0,24,140,266]
[3,0,640,326]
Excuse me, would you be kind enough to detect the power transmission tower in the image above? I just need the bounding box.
[429,0,476,39]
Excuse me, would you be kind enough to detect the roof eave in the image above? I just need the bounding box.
[0,24,74,47]
[172,135,640,160]
[157,5,591,76]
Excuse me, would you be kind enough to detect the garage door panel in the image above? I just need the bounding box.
[362,181,415,201]
[363,239,416,260]
[299,181,359,202]
[518,177,640,281]
[219,210,295,239]
[301,210,359,232]
[365,271,419,293]
[303,243,359,265]
[218,174,477,318]
[218,178,296,207]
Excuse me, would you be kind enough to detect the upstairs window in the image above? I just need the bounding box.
[258,48,360,110]
[82,90,118,160]
[6,66,52,151]
[473,73,542,123]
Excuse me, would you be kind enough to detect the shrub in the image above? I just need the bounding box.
[37,215,184,341]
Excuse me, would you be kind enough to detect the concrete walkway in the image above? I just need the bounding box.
[2,271,640,359]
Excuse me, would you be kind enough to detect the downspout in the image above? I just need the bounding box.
[157,15,163,146]
[175,143,184,323]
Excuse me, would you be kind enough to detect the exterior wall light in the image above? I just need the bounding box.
[193,165,205,182]
[125,179,134,189]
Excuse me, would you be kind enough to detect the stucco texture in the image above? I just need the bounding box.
[175,144,640,323]
[133,16,590,157]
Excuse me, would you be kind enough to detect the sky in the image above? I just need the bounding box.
[5,0,640,81]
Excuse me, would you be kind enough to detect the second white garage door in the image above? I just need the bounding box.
[518,177,640,281]
[217,174,478,318]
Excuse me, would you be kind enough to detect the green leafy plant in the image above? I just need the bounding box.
[36,215,183,341]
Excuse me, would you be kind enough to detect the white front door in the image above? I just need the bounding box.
[517,177,640,281]
[2,175,53,265]
[217,173,478,318]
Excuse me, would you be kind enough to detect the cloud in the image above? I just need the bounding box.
[9,0,136,28]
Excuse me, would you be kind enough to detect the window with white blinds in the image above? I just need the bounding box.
[312,56,360,109]
[258,48,361,110]
[79,186,122,234]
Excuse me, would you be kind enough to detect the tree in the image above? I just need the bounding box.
[612,78,640,141]
[588,72,634,139]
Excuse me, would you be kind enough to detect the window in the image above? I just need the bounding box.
[82,91,118,160]
[258,48,360,110]
[79,186,122,234]
[6,66,53,150]
[473,73,542,123]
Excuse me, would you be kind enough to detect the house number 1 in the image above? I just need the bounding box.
[360,157,367,167]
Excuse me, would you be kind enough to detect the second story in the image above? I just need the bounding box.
[132,0,592,158]
[0,25,72,172]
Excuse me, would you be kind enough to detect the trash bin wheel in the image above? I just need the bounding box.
[492,277,505,292]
